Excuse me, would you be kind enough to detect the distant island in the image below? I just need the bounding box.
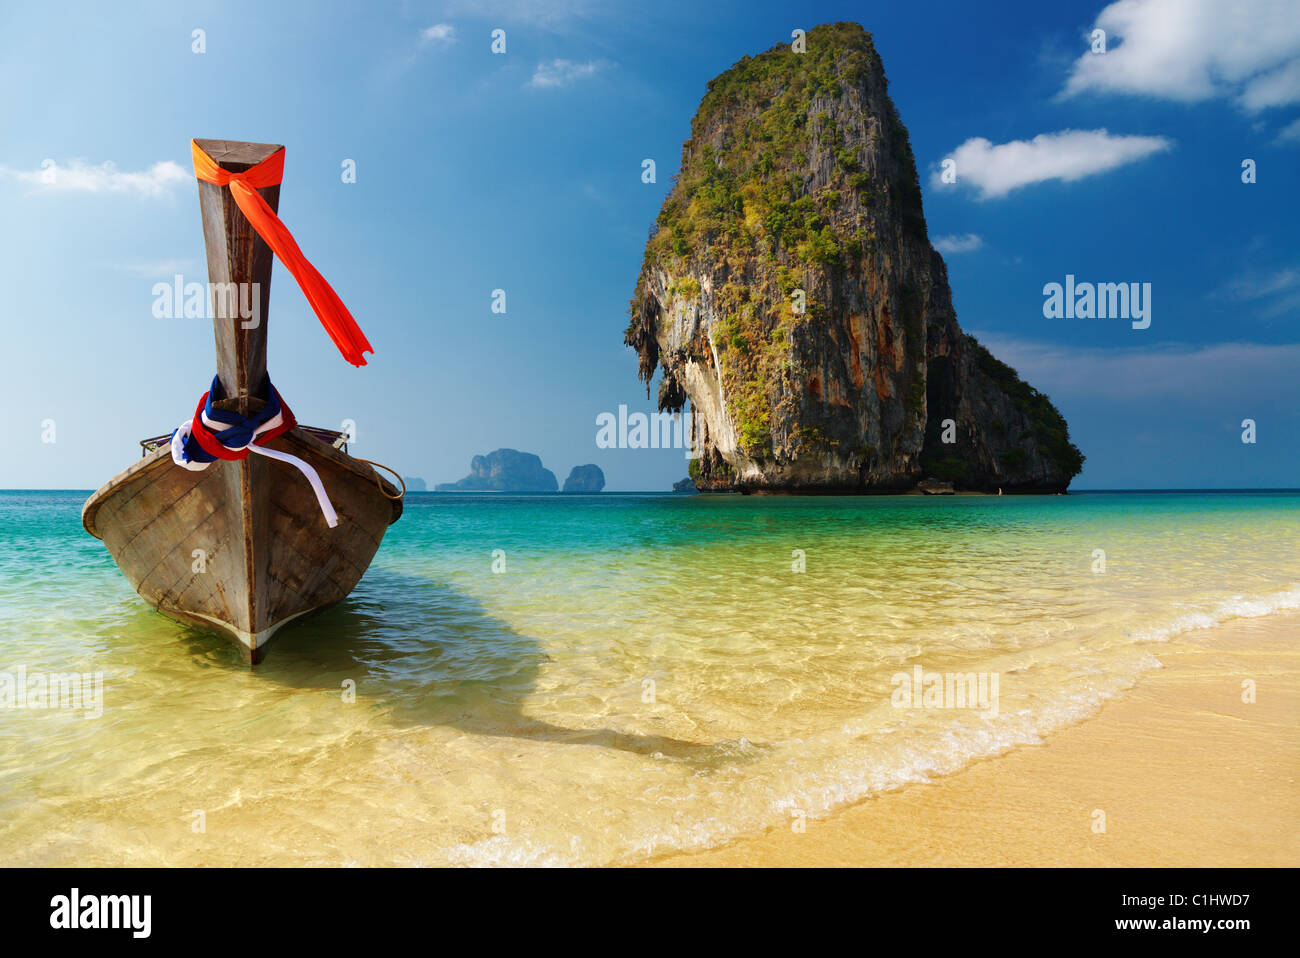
[436,449,558,492]
[437,450,609,494]
[562,464,606,493]
[402,476,427,492]
[672,477,696,492]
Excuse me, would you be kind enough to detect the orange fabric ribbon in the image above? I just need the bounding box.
[191,140,372,367]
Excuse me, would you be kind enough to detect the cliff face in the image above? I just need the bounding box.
[625,22,1083,492]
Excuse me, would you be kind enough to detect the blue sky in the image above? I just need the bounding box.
[2,0,1297,490]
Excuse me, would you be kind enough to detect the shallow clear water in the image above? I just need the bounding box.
[1,489,1297,865]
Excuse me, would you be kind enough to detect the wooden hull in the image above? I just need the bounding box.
[83,428,402,663]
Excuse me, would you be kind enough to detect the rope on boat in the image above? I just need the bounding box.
[356,459,406,501]
[169,375,339,528]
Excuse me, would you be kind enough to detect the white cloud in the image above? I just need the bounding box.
[1239,58,1300,112]
[969,332,1300,403]
[529,58,604,89]
[1219,266,1299,301]
[421,23,456,46]
[1062,0,1300,112]
[933,233,984,255]
[1278,116,1300,142]
[0,159,187,197]
[1215,264,1300,318]
[933,129,1172,199]
[114,258,198,277]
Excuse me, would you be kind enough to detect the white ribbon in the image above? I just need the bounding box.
[244,443,338,528]
[169,413,338,528]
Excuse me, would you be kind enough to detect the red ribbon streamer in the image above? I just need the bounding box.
[191,140,373,367]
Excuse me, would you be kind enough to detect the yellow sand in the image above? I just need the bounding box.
[651,611,1300,867]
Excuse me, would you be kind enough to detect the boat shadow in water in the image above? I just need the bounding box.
[172,566,761,771]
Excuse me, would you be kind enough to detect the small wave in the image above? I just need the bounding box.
[1133,584,1300,643]
[440,646,1164,867]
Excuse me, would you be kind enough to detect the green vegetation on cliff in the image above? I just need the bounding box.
[625,22,1084,491]
[628,23,922,458]
[641,23,921,277]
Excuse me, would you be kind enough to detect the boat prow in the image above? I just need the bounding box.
[83,137,405,663]
[83,428,402,663]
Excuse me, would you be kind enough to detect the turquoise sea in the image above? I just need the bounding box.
[1,489,1298,865]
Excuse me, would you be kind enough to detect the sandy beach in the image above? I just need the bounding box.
[652,610,1300,867]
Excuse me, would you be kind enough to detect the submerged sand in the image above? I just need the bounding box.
[651,611,1300,867]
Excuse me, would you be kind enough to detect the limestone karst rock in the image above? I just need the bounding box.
[625,22,1083,492]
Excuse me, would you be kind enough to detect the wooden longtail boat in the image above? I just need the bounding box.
[82,139,402,663]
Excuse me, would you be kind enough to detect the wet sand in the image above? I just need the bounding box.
[651,611,1300,867]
